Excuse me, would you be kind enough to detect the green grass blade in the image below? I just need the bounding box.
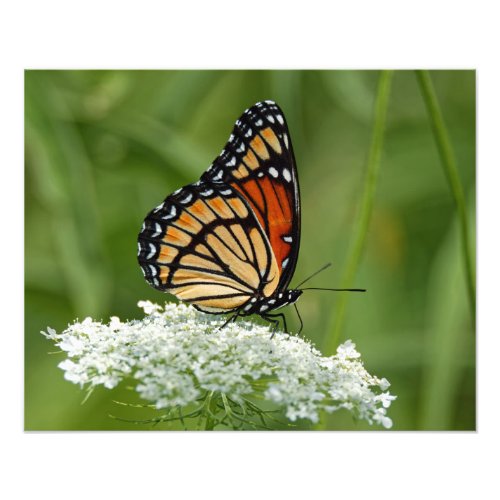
[418,194,475,429]
[324,70,394,355]
[415,70,476,325]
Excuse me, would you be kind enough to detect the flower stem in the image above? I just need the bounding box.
[204,391,218,430]
[415,70,475,325]
[324,70,394,355]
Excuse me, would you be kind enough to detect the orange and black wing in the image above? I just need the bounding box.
[137,181,280,314]
[201,100,300,292]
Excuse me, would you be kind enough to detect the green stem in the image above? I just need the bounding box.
[324,70,394,355]
[415,70,476,325]
[204,391,218,430]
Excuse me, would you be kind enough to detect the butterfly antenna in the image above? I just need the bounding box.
[300,287,366,292]
[294,263,332,289]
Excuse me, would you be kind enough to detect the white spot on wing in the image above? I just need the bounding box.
[149,265,157,276]
[283,236,293,243]
[179,193,193,204]
[283,168,292,182]
[269,167,279,178]
[147,243,156,259]
[276,114,284,125]
[226,156,236,167]
[152,222,162,237]
[236,143,245,153]
[245,128,253,137]
[220,189,232,195]
[283,133,289,149]
[267,115,275,123]
[163,206,177,220]
[282,258,289,269]
[255,119,263,126]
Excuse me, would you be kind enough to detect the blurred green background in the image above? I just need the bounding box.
[25,70,475,430]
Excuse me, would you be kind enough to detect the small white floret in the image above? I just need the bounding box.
[44,302,396,428]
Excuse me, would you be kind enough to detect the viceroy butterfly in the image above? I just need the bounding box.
[138,100,364,332]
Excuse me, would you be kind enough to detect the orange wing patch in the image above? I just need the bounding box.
[163,227,192,246]
[157,245,179,264]
[159,267,171,284]
[233,163,250,179]
[207,197,233,219]
[176,212,202,234]
[262,177,292,224]
[262,177,293,273]
[227,196,249,218]
[232,176,293,274]
[242,149,259,170]
[260,127,282,154]
[249,135,269,160]
[233,179,265,216]
[188,199,216,224]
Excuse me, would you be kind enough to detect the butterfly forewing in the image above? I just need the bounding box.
[202,100,301,291]
[138,181,281,313]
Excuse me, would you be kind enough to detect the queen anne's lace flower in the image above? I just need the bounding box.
[42,301,396,428]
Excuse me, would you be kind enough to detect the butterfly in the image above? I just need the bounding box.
[138,100,364,332]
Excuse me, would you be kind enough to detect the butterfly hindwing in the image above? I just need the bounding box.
[138,181,281,313]
[202,100,301,292]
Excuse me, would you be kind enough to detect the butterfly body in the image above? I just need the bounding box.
[240,289,303,316]
[138,100,301,327]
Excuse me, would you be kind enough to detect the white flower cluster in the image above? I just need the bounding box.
[42,301,396,428]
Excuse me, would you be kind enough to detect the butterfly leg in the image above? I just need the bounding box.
[294,303,304,335]
[262,313,288,337]
[218,310,240,331]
